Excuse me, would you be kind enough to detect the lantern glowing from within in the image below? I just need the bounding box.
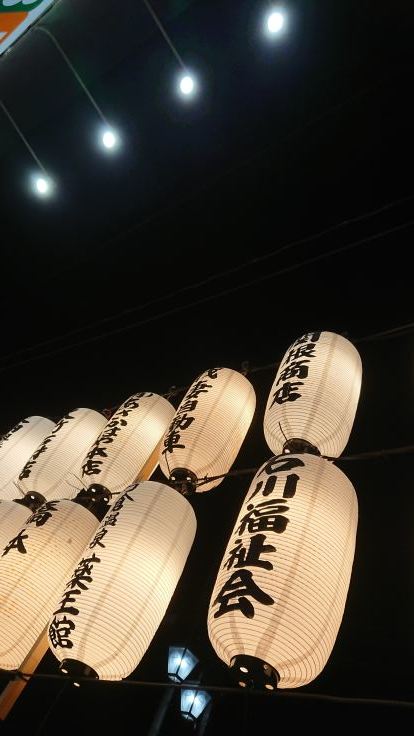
[48,481,196,681]
[159,368,256,494]
[208,453,358,689]
[0,416,55,500]
[0,491,109,671]
[81,393,175,495]
[264,331,362,457]
[0,499,33,552]
[17,408,107,501]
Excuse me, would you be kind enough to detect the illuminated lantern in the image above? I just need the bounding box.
[168,646,198,683]
[0,416,55,500]
[0,488,110,671]
[48,481,196,681]
[0,493,45,552]
[207,453,358,689]
[159,368,256,494]
[17,408,107,501]
[80,393,175,495]
[264,331,362,457]
[180,689,211,721]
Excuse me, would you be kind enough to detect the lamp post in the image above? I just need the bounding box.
[147,647,199,736]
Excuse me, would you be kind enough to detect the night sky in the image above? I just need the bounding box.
[1,0,414,732]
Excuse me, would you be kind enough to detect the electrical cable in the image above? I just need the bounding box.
[1,218,413,374]
[2,670,413,709]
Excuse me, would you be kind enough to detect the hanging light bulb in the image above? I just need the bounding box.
[48,481,196,681]
[159,368,256,495]
[178,72,197,98]
[208,453,358,689]
[17,408,107,501]
[0,416,55,501]
[31,174,54,198]
[0,487,110,671]
[265,8,286,35]
[100,127,120,151]
[263,331,362,458]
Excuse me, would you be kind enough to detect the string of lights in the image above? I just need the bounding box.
[1,670,412,709]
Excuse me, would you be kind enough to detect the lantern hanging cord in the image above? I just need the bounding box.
[3,670,414,709]
[194,444,414,487]
[1,192,414,375]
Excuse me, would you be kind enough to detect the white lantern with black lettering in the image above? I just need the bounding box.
[17,408,107,501]
[159,368,256,494]
[0,488,110,671]
[0,490,47,551]
[48,481,196,681]
[264,331,362,457]
[80,393,175,496]
[0,416,55,500]
[207,454,358,689]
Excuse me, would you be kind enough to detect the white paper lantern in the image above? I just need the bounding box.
[159,368,256,493]
[0,496,104,670]
[48,481,196,681]
[208,453,358,689]
[17,408,107,501]
[0,417,55,501]
[264,331,362,458]
[0,500,32,552]
[80,393,175,495]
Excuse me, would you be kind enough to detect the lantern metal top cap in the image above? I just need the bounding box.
[169,469,198,496]
[73,484,111,520]
[282,438,321,456]
[230,655,280,691]
[13,492,46,512]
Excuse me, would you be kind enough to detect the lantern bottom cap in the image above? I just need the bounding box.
[169,468,198,496]
[60,658,99,683]
[73,484,111,520]
[230,655,280,691]
[282,438,321,456]
[13,492,46,512]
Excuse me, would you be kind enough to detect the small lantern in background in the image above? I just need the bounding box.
[180,689,211,722]
[81,393,175,496]
[207,453,358,689]
[168,646,198,683]
[0,416,55,500]
[17,409,107,501]
[264,331,362,457]
[159,368,256,494]
[48,481,196,681]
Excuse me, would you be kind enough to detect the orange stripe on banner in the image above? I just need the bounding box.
[0,12,27,41]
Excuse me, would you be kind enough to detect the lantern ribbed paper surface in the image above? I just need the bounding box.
[0,501,31,552]
[0,499,99,670]
[17,408,107,501]
[208,454,358,689]
[0,416,55,500]
[81,393,175,494]
[159,368,256,492]
[48,482,196,680]
[264,331,362,457]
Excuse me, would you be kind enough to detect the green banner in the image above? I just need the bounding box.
[0,0,45,12]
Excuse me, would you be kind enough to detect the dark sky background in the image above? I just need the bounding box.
[1,0,414,732]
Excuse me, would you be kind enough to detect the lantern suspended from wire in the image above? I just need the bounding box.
[0,492,45,552]
[0,487,110,671]
[159,368,256,494]
[263,331,362,458]
[207,453,358,689]
[80,392,175,496]
[0,416,55,500]
[17,408,107,501]
[48,481,196,681]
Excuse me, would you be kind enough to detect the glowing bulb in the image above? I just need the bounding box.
[101,128,119,151]
[179,74,196,97]
[266,9,286,35]
[33,175,53,198]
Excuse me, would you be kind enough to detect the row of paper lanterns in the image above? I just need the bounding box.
[0,331,362,690]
